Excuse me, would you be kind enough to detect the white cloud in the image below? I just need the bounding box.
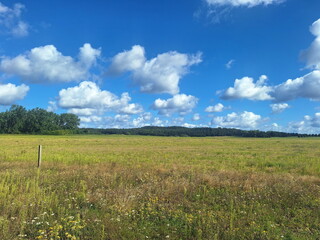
[132,112,153,127]
[108,45,146,74]
[288,120,305,131]
[221,75,273,101]
[0,2,29,37]
[270,103,289,114]
[288,113,320,134]
[182,123,197,128]
[80,114,134,129]
[80,116,103,124]
[0,83,29,105]
[301,19,320,70]
[205,103,225,112]
[79,43,101,69]
[0,43,101,83]
[152,117,163,126]
[220,20,320,103]
[119,103,144,115]
[172,117,185,125]
[192,113,200,121]
[307,113,320,128]
[152,94,198,116]
[273,70,320,102]
[225,59,235,69]
[108,45,202,95]
[47,101,57,112]
[212,111,261,129]
[68,108,101,116]
[221,71,320,102]
[206,0,285,7]
[109,114,131,128]
[58,81,143,115]
[270,19,320,102]
[11,20,28,37]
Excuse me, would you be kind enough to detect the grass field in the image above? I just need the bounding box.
[0,135,320,239]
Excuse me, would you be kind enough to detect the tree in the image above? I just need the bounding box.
[59,113,80,130]
[6,105,27,133]
[0,105,80,134]
[23,108,60,133]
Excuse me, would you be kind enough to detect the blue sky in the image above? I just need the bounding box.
[0,0,320,133]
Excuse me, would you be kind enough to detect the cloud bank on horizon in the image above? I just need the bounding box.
[0,0,319,133]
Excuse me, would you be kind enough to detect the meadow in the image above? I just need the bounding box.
[0,135,320,239]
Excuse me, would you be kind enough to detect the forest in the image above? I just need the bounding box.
[0,105,80,134]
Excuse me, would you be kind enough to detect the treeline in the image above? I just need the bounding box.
[0,105,80,134]
[77,126,317,138]
[0,105,318,137]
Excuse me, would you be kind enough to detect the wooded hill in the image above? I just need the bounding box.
[78,126,315,138]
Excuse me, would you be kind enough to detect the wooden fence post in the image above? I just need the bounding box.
[38,145,42,168]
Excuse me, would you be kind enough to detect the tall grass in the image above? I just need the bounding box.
[0,135,320,239]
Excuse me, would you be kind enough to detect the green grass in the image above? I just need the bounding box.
[0,135,320,239]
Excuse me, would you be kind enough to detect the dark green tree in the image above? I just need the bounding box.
[5,105,27,133]
[59,113,80,130]
[23,108,60,133]
[0,105,80,134]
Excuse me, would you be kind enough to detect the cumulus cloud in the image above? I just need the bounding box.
[68,108,101,116]
[0,2,29,37]
[58,81,143,116]
[267,19,320,102]
[119,103,144,115]
[108,45,202,95]
[80,115,103,124]
[0,43,101,83]
[182,123,197,128]
[172,117,185,125]
[301,19,320,70]
[205,103,226,112]
[0,83,29,105]
[273,71,320,102]
[205,0,285,7]
[288,113,320,134]
[132,112,153,127]
[152,94,198,116]
[152,117,164,126]
[78,43,101,68]
[47,101,58,112]
[270,103,289,114]
[212,111,261,129]
[108,45,146,74]
[104,114,132,128]
[221,20,320,103]
[221,75,273,101]
[306,113,320,128]
[269,19,320,102]
[222,71,320,102]
[80,114,134,129]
